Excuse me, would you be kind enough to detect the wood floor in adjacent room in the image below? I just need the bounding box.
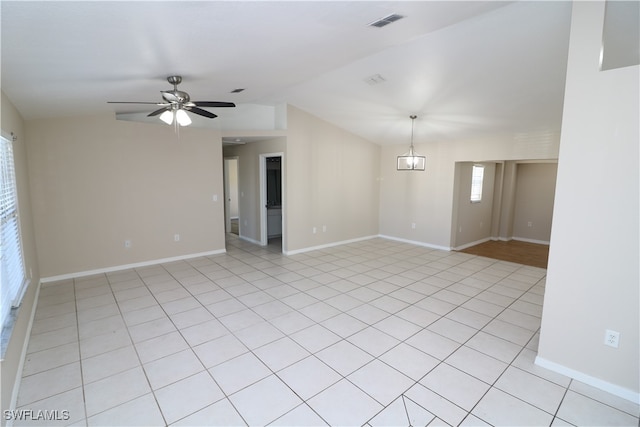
[457,240,550,269]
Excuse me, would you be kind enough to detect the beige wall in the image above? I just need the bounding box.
[379,132,559,249]
[223,138,286,244]
[538,1,639,399]
[452,162,496,248]
[26,114,226,279]
[1,92,41,422]
[286,106,380,253]
[513,162,557,243]
[496,161,518,240]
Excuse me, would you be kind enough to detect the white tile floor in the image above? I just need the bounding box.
[14,235,640,426]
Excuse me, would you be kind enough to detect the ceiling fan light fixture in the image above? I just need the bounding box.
[159,110,174,125]
[175,109,192,126]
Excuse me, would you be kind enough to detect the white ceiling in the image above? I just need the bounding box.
[1,1,572,146]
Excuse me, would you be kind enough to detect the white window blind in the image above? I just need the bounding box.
[470,164,485,203]
[1,134,26,326]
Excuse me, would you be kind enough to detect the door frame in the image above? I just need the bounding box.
[259,152,284,248]
[223,156,239,234]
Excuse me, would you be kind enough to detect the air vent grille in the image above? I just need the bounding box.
[363,74,387,85]
[368,13,404,28]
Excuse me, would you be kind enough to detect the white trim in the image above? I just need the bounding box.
[259,152,284,248]
[8,280,41,427]
[535,356,640,404]
[11,279,30,308]
[284,235,378,256]
[377,235,451,252]
[513,236,551,245]
[452,237,492,251]
[40,249,226,283]
[239,235,262,246]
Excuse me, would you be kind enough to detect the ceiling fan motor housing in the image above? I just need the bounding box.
[162,76,190,104]
[161,90,190,104]
[167,75,182,85]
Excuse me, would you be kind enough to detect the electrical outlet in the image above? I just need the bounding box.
[322,225,327,232]
[527,221,533,227]
[604,330,620,348]
[174,234,180,242]
[125,240,132,248]
[411,223,416,229]
[212,194,218,202]
[312,227,317,234]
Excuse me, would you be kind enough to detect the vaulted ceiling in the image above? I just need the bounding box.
[1,1,572,146]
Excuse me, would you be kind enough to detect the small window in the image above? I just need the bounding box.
[470,164,484,203]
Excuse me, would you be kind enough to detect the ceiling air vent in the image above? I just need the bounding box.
[364,74,387,85]
[368,13,404,28]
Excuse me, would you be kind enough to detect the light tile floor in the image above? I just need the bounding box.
[14,235,640,426]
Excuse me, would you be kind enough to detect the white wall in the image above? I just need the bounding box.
[537,1,639,401]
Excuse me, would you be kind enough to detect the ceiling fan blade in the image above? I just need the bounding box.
[148,106,170,117]
[192,101,235,108]
[107,101,166,105]
[186,107,218,119]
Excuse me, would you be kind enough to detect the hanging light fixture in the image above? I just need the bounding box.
[397,115,426,171]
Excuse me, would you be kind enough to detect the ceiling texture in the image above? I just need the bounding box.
[1,1,572,146]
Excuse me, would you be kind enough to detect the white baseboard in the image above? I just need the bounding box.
[239,235,262,245]
[41,249,227,283]
[535,356,640,404]
[8,280,42,427]
[513,236,551,245]
[452,237,492,251]
[377,235,451,252]
[284,235,378,256]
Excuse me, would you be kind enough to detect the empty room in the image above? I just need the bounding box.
[1,1,638,426]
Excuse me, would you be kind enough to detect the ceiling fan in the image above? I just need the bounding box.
[108,76,235,127]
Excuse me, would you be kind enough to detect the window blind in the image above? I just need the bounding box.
[1,134,26,326]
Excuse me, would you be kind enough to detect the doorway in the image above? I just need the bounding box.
[224,157,239,235]
[259,153,283,251]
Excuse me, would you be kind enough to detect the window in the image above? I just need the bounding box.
[470,164,485,203]
[1,134,26,327]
